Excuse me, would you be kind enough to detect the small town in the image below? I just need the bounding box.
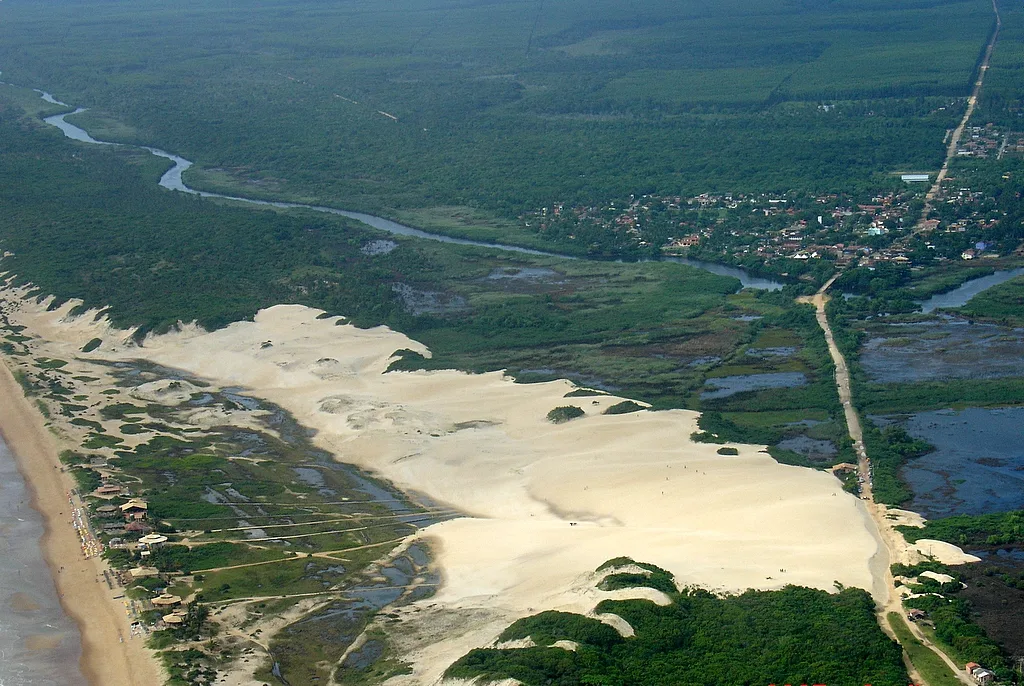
[523,125,1024,273]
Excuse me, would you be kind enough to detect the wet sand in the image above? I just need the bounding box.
[0,361,161,686]
[0,440,84,686]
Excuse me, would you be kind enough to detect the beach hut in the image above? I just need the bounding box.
[152,594,182,608]
[129,566,160,579]
[125,520,150,534]
[96,505,119,518]
[162,611,187,625]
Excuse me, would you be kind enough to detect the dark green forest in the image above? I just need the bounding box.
[446,574,909,686]
[0,0,995,241]
[900,510,1024,547]
[0,95,754,410]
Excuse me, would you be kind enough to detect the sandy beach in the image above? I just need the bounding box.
[0,360,162,686]
[0,291,981,684]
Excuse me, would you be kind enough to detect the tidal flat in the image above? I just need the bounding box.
[860,318,1024,384]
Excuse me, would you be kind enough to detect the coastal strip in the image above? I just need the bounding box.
[0,359,161,686]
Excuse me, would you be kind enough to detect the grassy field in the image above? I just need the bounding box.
[886,612,964,686]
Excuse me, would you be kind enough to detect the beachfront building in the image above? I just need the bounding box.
[138,533,168,548]
[120,498,148,521]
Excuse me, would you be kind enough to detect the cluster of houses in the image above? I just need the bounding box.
[523,159,1018,271]
[965,662,996,685]
[82,464,197,630]
[95,497,150,537]
[644,192,919,265]
[955,124,1008,159]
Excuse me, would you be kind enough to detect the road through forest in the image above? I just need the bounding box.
[916,0,1002,231]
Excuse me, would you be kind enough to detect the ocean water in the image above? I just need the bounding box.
[0,439,86,686]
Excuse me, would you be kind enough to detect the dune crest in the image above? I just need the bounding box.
[11,299,884,683]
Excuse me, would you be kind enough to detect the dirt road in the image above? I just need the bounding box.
[916,0,1002,231]
[802,279,972,686]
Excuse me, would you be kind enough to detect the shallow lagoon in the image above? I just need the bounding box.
[701,372,807,399]
[875,407,1024,519]
[919,268,1024,313]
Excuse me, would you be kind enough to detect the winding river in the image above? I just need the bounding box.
[919,267,1024,313]
[38,92,784,290]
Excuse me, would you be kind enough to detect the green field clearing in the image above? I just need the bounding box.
[886,612,964,686]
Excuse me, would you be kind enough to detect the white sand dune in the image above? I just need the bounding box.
[10,299,887,684]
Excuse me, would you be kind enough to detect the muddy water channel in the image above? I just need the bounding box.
[919,267,1024,313]
[860,317,1024,383]
[873,407,1024,519]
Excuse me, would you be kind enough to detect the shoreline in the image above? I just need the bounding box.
[0,359,161,686]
